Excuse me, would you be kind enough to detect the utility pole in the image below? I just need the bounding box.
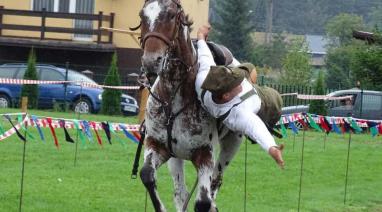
[266,0,273,43]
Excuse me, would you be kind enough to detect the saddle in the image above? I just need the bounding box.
[193,40,234,66]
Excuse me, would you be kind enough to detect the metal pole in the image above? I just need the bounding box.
[344,132,352,204]
[297,129,306,212]
[19,97,28,212]
[74,82,83,166]
[64,62,69,112]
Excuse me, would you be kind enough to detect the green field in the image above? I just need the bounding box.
[0,108,381,212]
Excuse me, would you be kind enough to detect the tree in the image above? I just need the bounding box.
[309,70,327,115]
[252,33,288,71]
[21,49,39,109]
[325,13,364,46]
[368,3,382,29]
[101,53,122,115]
[210,0,254,61]
[325,44,359,89]
[351,32,382,90]
[280,38,312,86]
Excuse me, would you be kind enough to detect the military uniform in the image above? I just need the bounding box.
[195,40,277,152]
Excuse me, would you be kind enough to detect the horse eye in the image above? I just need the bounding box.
[168,10,177,20]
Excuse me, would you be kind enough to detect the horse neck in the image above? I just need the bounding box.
[159,32,197,101]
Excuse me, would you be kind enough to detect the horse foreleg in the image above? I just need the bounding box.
[191,146,216,212]
[140,138,170,212]
[212,130,243,199]
[168,158,189,212]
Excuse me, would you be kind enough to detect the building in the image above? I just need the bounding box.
[0,0,209,84]
[305,35,329,68]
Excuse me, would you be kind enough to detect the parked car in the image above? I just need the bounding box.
[281,89,382,120]
[0,63,139,115]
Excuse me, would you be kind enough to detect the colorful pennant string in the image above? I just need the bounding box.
[306,113,323,132]
[31,115,45,142]
[90,121,103,147]
[59,120,74,143]
[120,124,139,144]
[287,116,299,134]
[279,117,287,138]
[4,115,26,142]
[101,122,112,145]
[46,117,59,148]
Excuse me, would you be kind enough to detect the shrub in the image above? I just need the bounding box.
[101,53,122,115]
[20,49,39,109]
[309,70,327,115]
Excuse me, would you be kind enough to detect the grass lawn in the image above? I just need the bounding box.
[0,108,381,211]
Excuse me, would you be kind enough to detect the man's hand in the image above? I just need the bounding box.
[268,144,285,169]
[197,24,211,41]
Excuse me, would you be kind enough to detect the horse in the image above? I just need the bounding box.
[136,0,244,211]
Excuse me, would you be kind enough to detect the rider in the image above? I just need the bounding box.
[195,25,285,168]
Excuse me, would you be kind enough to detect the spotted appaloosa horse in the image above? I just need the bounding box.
[137,0,243,211]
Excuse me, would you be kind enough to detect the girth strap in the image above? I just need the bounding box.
[165,101,192,157]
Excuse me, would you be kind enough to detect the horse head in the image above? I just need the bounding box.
[138,0,194,78]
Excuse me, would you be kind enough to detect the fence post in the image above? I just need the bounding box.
[41,8,46,40]
[108,12,115,43]
[0,6,3,36]
[97,11,103,44]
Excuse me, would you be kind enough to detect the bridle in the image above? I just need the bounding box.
[133,0,198,157]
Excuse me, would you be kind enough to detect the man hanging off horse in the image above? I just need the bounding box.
[195,25,285,169]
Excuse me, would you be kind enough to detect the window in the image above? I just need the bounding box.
[33,0,54,12]
[40,68,64,81]
[58,0,70,13]
[15,68,26,79]
[0,67,18,78]
[33,0,70,12]
[362,95,382,110]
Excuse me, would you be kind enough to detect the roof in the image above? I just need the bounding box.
[305,35,329,55]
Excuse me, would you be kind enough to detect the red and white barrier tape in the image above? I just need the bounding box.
[0,115,29,141]
[0,78,140,90]
[296,94,353,100]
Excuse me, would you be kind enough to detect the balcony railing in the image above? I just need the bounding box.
[0,6,114,44]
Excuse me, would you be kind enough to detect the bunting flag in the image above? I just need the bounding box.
[287,116,299,134]
[46,117,59,148]
[31,115,45,142]
[109,123,125,146]
[101,122,112,145]
[279,117,287,138]
[319,116,331,134]
[4,115,26,142]
[59,120,74,143]
[132,131,142,142]
[0,120,5,135]
[349,118,363,133]
[378,124,382,135]
[18,114,35,140]
[306,113,322,132]
[330,118,342,134]
[367,121,379,137]
[81,120,93,142]
[294,113,308,129]
[342,119,353,133]
[340,120,347,133]
[73,120,86,147]
[120,124,139,144]
[90,121,103,147]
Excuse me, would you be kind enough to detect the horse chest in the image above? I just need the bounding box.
[145,95,215,158]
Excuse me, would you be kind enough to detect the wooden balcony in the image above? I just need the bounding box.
[0,6,116,52]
